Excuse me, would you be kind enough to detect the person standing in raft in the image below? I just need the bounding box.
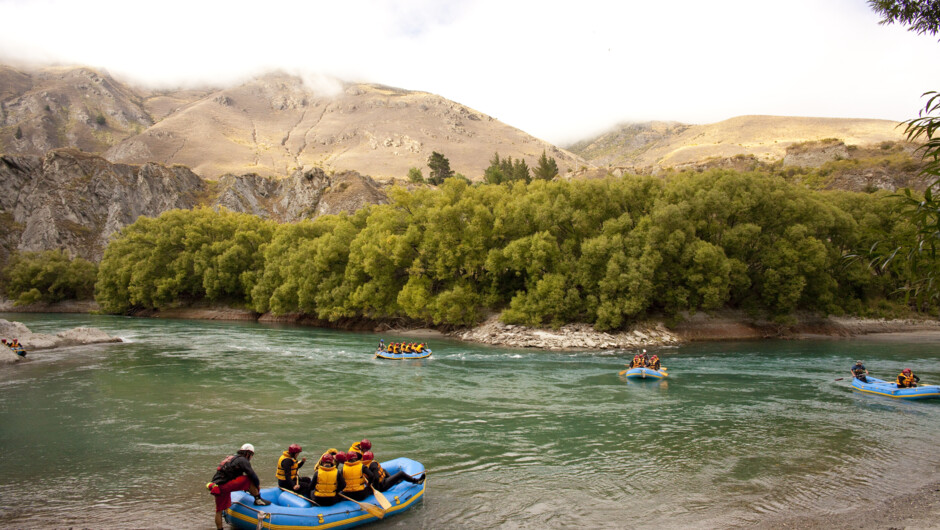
[340,451,371,501]
[378,339,386,352]
[851,360,869,382]
[206,443,270,530]
[276,444,306,491]
[897,368,920,388]
[307,452,346,506]
[362,450,424,491]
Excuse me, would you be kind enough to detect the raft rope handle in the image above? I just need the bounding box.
[233,500,364,519]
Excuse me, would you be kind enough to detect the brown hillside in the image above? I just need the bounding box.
[0,65,153,155]
[104,73,585,180]
[570,116,908,172]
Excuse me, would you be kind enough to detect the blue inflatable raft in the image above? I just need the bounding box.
[851,376,940,400]
[624,367,667,380]
[375,348,432,360]
[226,458,426,530]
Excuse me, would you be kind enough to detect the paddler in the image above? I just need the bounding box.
[897,368,920,388]
[362,449,424,492]
[340,451,370,501]
[307,452,345,506]
[276,443,306,491]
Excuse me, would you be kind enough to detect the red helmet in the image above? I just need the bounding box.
[334,452,347,464]
[359,439,371,451]
[288,444,302,454]
[320,453,334,465]
[347,451,361,462]
[362,451,374,461]
[903,368,912,374]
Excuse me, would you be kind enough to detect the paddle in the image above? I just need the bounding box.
[371,486,392,510]
[279,487,320,506]
[338,493,385,519]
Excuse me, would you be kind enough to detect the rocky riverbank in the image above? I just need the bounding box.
[0,318,122,364]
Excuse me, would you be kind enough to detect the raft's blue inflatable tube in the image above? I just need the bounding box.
[375,349,432,360]
[624,367,667,380]
[226,458,426,530]
[851,376,940,400]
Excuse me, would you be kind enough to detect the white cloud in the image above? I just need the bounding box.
[2,0,939,144]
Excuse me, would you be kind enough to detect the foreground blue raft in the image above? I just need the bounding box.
[375,348,432,360]
[226,458,426,530]
[851,376,940,400]
[624,367,667,380]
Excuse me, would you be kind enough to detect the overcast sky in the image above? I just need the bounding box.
[2,0,939,144]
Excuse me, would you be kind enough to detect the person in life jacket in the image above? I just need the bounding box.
[362,450,424,492]
[378,339,386,352]
[341,450,371,501]
[389,343,399,354]
[414,343,425,353]
[306,452,346,506]
[276,443,306,491]
[850,360,869,382]
[648,354,661,371]
[630,352,645,368]
[348,438,371,458]
[897,368,920,388]
[206,443,270,530]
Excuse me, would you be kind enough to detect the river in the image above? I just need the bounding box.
[0,313,938,529]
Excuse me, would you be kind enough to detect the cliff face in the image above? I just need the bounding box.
[0,149,388,263]
[0,149,205,262]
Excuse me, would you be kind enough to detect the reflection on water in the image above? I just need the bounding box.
[0,313,938,528]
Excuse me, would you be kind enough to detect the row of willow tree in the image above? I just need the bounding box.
[92,170,931,329]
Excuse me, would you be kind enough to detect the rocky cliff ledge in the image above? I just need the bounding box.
[0,318,122,364]
[0,149,389,264]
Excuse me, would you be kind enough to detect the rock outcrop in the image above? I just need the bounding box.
[0,148,205,262]
[0,318,122,364]
[0,149,389,262]
[451,314,681,350]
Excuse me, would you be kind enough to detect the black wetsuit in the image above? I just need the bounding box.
[364,461,417,492]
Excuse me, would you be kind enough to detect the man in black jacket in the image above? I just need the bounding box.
[206,443,270,530]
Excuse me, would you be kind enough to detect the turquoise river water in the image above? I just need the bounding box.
[0,313,938,529]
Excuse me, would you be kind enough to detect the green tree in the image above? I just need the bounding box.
[427,151,453,185]
[870,0,940,36]
[2,250,97,305]
[484,152,507,184]
[407,167,425,184]
[533,150,559,180]
[857,1,940,310]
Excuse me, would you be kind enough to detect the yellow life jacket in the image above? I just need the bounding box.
[342,461,367,492]
[276,451,299,481]
[632,356,643,368]
[898,373,916,387]
[316,448,338,467]
[415,344,424,352]
[313,465,339,497]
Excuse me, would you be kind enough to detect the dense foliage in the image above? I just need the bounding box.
[860,0,940,309]
[2,250,97,305]
[95,171,925,327]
